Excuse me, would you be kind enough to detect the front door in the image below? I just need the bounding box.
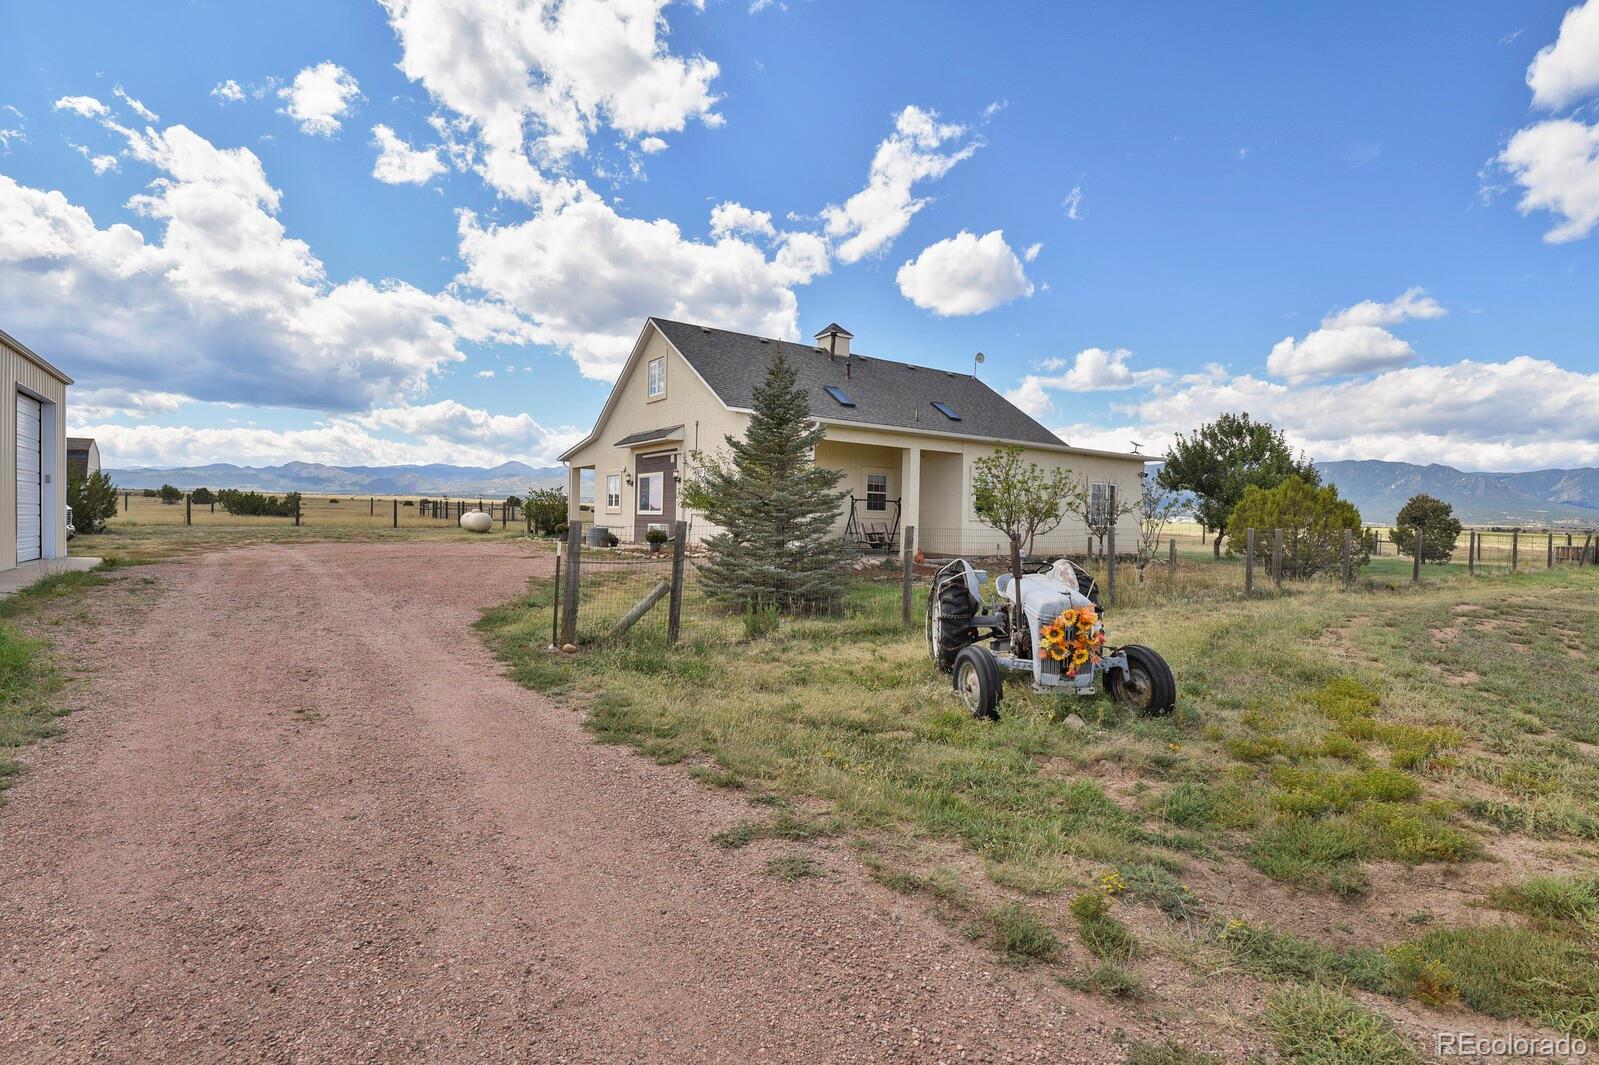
[634,450,676,542]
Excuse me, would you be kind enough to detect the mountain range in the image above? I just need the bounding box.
[104,461,567,497]
[101,457,1599,527]
[1315,461,1599,526]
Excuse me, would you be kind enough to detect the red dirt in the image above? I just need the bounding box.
[0,541,1122,1064]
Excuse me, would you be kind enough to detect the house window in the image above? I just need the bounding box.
[866,472,888,512]
[1089,482,1117,529]
[930,401,961,421]
[638,472,664,514]
[647,357,666,399]
[605,474,621,511]
[824,385,855,407]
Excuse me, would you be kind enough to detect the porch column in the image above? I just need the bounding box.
[900,445,921,558]
[567,464,584,522]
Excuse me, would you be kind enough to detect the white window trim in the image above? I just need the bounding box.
[646,356,666,400]
[605,473,622,512]
[637,471,665,515]
[1089,481,1117,527]
[865,469,889,512]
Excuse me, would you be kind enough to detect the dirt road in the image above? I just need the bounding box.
[0,541,1116,1064]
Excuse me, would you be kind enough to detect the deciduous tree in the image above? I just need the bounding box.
[1157,413,1318,556]
[972,445,1076,553]
[1392,494,1462,564]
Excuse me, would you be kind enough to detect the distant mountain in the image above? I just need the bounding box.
[104,460,567,497]
[1316,460,1599,526]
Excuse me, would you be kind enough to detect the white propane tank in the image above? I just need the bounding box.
[459,510,494,533]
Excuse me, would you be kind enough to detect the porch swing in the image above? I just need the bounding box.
[845,495,902,552]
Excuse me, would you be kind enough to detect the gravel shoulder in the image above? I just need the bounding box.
[0,540,1119,1064]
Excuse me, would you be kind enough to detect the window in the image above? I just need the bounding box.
[605,473,621,511]
[824,385,855,407]
[638,472,664,514]
[930,401,961,421]
[1089,482,1117,529]
[647,357,666,398]
[866,472,888,512]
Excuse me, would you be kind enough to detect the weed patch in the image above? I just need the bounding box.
[1265,984,1418,1064]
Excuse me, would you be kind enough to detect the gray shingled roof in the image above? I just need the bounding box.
[651,318,1064,447]
[614,424,683,447]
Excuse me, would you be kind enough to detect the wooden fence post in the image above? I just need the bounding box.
[901,525,916,626]
[1412,526,1422,583]
[668,520,687,644]
[1342,527,1353,589]
[1107,525,1117,606]
[1272,528,1283,587]
[1511,530,1519,572]
[1168,537,1177,576]
[1245,528,1255,595]
[1548,532,1555,569]
[560,522,583,646]
[369,497,374,516]
[1468,531,1476,576]
[551,543,563,648]
[392,498,398,529]
[294,494,302,527]
[185,494,192,526]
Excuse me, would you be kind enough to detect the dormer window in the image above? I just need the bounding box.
[824,385,855,407]
[931,401,961,421]
[647,356,666,399]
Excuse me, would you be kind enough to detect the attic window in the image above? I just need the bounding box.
[824,385,855,407]
[931,401,961,421]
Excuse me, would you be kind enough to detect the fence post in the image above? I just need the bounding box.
[1272,528,1283,587]
[901,526,916,626]
[1168,537,1177,575]
[667,519,687,644]
[370,497,374,516]
[501,504,508,529]
[1512,530,1519,572]
[1547,532,1554,569]
[1468,531,1476,576]
[1581,532,1593,567]
[560,522,583,646]
[1342,527,1352,589]
[1412,526,1422,584]
[392,498,398,529]
[1245,528,1255,595]
[1106,524,1117,606]
[185,494,192,526]
[551,543,563,649]
[294,494,302,527]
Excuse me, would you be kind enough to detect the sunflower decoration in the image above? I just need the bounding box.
[1038,604,1106,678]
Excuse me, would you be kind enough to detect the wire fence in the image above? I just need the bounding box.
[548,520,1599,653]
[108,490,537,531]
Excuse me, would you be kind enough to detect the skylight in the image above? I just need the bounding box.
[825,385,855,407]
[931,401,961,421]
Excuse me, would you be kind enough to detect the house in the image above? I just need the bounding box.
[67,436,100,480]
[558,318,1147,557]
[0,328,73,570]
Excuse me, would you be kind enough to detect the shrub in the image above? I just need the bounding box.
[216,489,300,517]
[1224,475,1371,579]
[158,483,183,504]
[1265,984,1419,1064]
[990,903,1061,960]
[645,527,669,546]
[524,487,567,534]
[188,486,215,505]
[66,470,118,533]
[1391,493,1462,564]
[1489,875,1599,929]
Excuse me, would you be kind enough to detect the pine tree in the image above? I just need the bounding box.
[685,342,852,612]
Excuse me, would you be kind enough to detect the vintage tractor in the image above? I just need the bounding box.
[926,553,1175,719]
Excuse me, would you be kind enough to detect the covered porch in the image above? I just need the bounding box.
[813,431,964,557]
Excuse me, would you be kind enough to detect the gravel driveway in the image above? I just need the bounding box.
[0,541,1118,1064]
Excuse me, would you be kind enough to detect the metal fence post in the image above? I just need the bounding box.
[560,521,583,646]
[1272,528,1283,587]
[1412,526,1422,583]
[1342,527,1353,589]
[667,520,687,644]
[1512,530,1520,572]
[1106,524,1117,605]
[1245,528,1255,595]
[901,525,916,626]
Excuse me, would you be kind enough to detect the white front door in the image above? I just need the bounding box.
[16,392,42,564]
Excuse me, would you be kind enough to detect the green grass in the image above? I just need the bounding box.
[1265,985,1419,1064]
[1069,890,1138,961]
[990,902,1062,961]
[763,855,823,881]
[1125,1041,1227,1065]
[1490,874,1599,930]
[1392,926,1599,1037]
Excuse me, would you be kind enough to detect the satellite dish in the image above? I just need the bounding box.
[1129,440,1144,454]
[973,351,986,377]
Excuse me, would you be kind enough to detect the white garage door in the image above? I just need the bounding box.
[16,392,42,564]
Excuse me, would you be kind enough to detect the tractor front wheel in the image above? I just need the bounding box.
[1106,645,1176,716]
[952,645,1003,720]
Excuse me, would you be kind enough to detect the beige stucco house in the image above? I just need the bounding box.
[559,318,1147,557]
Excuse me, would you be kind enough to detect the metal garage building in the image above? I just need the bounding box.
[0,328,72,571]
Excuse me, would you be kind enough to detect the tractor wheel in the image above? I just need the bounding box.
[927,576,978,673]
[1106,645,1176,716]
[952,645,1003,720]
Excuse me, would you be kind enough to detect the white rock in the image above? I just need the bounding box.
[459,510,493,533]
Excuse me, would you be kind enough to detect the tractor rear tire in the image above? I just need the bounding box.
[952,645,1003,720]
[1107,644,1176,716]
[927,576,978,673]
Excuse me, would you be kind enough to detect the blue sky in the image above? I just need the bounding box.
[1,0,1597,472]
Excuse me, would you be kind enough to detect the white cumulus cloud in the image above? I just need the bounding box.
[1527,0,1599,109]
[279,62,362,136]
[895,229,1033,316]
[821,106,979,264]
[1500,118,1599,243]
[54,96,108,119]
[1005,348,1152,418]
[212,79,246,104]
[371,124,446,184]
[1265,288,1444,383]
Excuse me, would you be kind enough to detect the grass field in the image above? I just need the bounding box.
[479,556,1599,1059]
[105,490,527,530]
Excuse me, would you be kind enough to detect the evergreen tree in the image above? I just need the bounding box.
[684,342,852,612]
